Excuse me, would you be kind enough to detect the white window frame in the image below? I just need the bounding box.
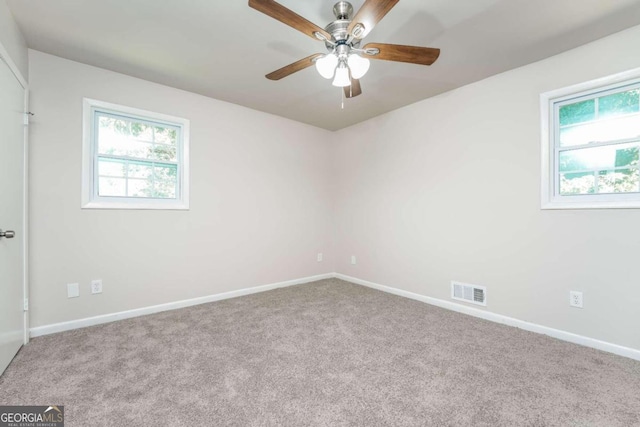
[82,99,190,210]
[541,67,640,210]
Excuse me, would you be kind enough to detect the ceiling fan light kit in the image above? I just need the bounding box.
[332,62,352,87]
[347,54,370,79]
[317,44,371,85]
[316,54,339,79]
[248,0,440,99]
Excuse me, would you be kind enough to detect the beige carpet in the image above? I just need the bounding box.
[1,279,639,426]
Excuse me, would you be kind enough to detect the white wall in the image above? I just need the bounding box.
[28,50,334,328]
[28,24,640,351]
[333,25,640,351]
[0,0,27,80]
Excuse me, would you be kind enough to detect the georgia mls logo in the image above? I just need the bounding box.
[44,406,63,420]
[0,405,64,426]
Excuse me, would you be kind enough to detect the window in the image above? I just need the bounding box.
[82,99,189,209]
[541,69,640,209]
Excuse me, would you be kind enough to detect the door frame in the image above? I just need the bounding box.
[0,41,29,345]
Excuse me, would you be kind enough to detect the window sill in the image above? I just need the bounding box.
[81,201,189,210]
[542,199,640,210]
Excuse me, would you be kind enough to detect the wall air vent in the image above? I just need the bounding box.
[451,281,487,306]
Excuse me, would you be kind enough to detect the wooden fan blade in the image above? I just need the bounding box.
[347,0,399,39]
[344,78,362,98]
[266,54,323,80]
[364,43,440,65]
[249,0,332,41]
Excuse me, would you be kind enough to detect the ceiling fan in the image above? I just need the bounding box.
[248,0,440,98]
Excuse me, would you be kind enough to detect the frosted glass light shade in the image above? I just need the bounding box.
[315,54,338,79]
[332,63,351,87]
[347,54,370,79]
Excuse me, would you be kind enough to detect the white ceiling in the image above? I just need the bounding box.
[7,0,640,130]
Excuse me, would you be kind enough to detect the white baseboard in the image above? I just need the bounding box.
[335,273,640,362]
[30,272,640,362]
[30,273,334,338]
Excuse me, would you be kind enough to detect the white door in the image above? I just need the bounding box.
[0,54,26,375]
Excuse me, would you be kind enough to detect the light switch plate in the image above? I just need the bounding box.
[67,283,80,298]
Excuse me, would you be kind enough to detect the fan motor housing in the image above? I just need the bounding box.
[325,20,349,43]
[324,21,361,51]
[325,2,360,51]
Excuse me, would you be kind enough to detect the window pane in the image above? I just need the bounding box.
[598,169,639,194]
[560,172,595,195]
[615,146,640,167]
[128,161,153,179]
[112,118,130,136]
[127,178,153,198]
[98,157,126,177]
[98,115,115,131]
[151,144,177,162]
[154,164,178,199]
[96,112,179,161]
[559,143,639,172]
[130,122,153,141]
[98,177,126,197]
[559,99,595,126]
[98,118,151,158]
[559,114,640,147]
[154,126,177,145]
[599,89,640,119]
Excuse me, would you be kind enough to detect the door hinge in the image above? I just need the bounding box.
[24,298,29,311]
[24,111,34,125]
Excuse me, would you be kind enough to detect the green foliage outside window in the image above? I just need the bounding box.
[96,113,180,199]
[558,88,640,196]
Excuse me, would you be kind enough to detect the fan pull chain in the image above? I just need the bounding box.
[341,87,345,109]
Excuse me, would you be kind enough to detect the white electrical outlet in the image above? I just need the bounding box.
[91,279,103,294]
[317,253,323,262]
[351,255,356,265]
[67,283,80,298]
[569,291,583,308]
